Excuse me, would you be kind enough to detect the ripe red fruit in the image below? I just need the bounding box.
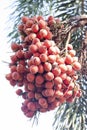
[27,91,35,99]
[52,67,61,76]
[32,38,40,44]
[16,50,24,59]
[25,19,33,27]
[10,55,18,63]
[76,89,82,97]
[28,83,35,91]
[48,16,55,21]
[44,62,52,72]
[48,55,56,63]
[64,90,73,98]
[26,111,35,118]
[43,40,52,48]
[17,81,23,87]
[72,61,81,71]
[39,29,47,38]
[38,98,48,108]
[32,24,39,33]
[45,81,54,89]
[10,65,17,73]
[54,84,62,90]
[38,64,44,73]
[40,53,48,62]
[39,108,47,113]
[69,50,76,57]
[54,77,63,85]
[48,46,56,55]
[38,45,47,54]
[47,96,55,103]
[37,16,44,21]
[38,19,47,29]
[29,65,38,74]
[5,73,12,80]
[66,65,73,74]
[21,105,28,114]
[60,73,67,80]
[28,33,36,41]
[29,44,38,53]
[56,57,65,64]
[5,15,82,116]
[27,102,36,111]
[59,64,67,73]
[65,54,73,64]
[11,43,19,51]
[21,16,29,23]
[32,57,41,65]
[68,82,74,90]
[12,71,20,80]
[55,90,63,98]
[45,31,53,40]
[17,64,25,73]
[45,72,54,81]
[43,89,54,97]
[63,76,71,85]
[35,93,42,100]
[35,75,44,84]
[48,18,56,25]
[18,24,24,31]
[16,89,23,96]
[10,79,16,86]
[27,73,35,82]
[67,44,73,50]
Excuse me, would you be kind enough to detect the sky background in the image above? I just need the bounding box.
[0,0,55,130]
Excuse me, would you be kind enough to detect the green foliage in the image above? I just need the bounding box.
[7,0,87,130]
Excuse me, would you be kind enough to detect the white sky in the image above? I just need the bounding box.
[0,0,55,130]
